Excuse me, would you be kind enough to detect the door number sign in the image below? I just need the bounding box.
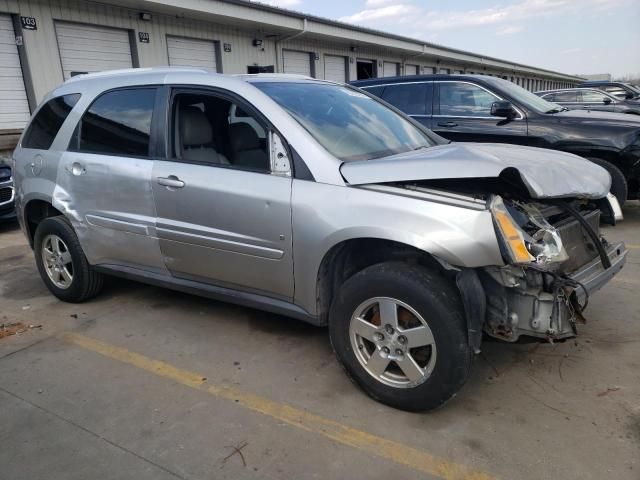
[21,16,37,30]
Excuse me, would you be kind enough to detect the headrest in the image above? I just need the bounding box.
[230,123,261,152]
[180,106,213,146]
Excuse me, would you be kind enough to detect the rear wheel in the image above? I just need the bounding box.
[329,262,472,412]
[586,157,628,207]
[34,216,103,303]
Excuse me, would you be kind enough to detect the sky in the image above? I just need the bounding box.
[253,0,640,78]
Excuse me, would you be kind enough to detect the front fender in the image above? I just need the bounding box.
[291,181,503,316]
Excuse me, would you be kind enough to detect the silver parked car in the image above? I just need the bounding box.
[13,68,627,411]
[535,88,640,115]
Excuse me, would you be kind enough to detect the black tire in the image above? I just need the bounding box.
[586,157,628,207]
[328,262,473,412]
[34,216,103,303]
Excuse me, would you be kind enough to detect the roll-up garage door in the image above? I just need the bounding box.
[167,36,218,71]
[382,62,398,77]
[55,22,133,80]
[324,55,346,83]
[0,14,30,129]
[283,50,312,76]
[404,64,419,76]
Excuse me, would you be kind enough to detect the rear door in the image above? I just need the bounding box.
[59,87,165,271]
[152,87,294,299]
[432,80,527,144]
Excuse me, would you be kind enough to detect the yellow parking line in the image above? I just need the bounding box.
[63,332,495,480]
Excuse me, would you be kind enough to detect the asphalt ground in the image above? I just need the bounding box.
[1,202,639,480]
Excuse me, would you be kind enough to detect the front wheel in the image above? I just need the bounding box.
[329,262,473,412]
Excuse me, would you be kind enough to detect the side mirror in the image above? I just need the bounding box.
[603,97,612,105]
[490,100,516,119]
[625,92,634,99]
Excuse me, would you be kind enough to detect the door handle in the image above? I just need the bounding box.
[66,161,86,176]
[437,121,458,128]
[157,176,185,189]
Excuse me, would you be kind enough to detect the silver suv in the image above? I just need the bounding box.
[13,68,628,411]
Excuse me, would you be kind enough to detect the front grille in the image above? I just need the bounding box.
[0,187,13,204]
[556,209,600,273]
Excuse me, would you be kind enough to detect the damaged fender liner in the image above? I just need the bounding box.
[455,269,485,353]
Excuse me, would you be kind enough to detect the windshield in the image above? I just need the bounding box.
[253,82,435,161]
[493,79,564,113]
[624,83,640,95]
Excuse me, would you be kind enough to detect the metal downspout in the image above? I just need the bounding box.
[275,18,308,72]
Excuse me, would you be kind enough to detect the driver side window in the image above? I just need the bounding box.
[171,92,270,172]
[438,82,498,117]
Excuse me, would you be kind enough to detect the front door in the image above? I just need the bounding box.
[152,89,294,299]
[432,81,528,144]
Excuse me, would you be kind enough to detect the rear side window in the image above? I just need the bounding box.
[22,94,80,150]
[71,88,156,157]
[552,91,578,102]
[381,83,430,115]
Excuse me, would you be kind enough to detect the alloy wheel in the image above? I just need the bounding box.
[349,297,437,388]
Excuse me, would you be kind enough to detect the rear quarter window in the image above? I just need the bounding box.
[21,94,81,150]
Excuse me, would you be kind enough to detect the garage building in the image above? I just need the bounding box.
[0,0,583,149]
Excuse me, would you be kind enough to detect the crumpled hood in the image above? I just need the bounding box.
[340,143,611,199]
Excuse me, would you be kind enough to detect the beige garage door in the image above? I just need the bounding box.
[167,36,218,71]
[324,55,347,83]
[55,22,133,80]
[0,14,30,129]
[283,50,312,76]
[382,62,398,77]
[405,64,419,76]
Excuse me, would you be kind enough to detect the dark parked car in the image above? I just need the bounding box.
[578,81,640,102]
[352,74,640,205]
[535,88,640,115]
[0,160,15,221]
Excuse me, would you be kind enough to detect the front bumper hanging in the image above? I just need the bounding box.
[481,242,627,342]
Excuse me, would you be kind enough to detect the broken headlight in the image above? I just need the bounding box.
[490,195,568,266]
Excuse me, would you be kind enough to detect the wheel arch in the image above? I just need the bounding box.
[23,198,65,248]
[314,237,452,327]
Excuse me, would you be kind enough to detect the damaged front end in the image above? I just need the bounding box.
[482,196,627,342]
